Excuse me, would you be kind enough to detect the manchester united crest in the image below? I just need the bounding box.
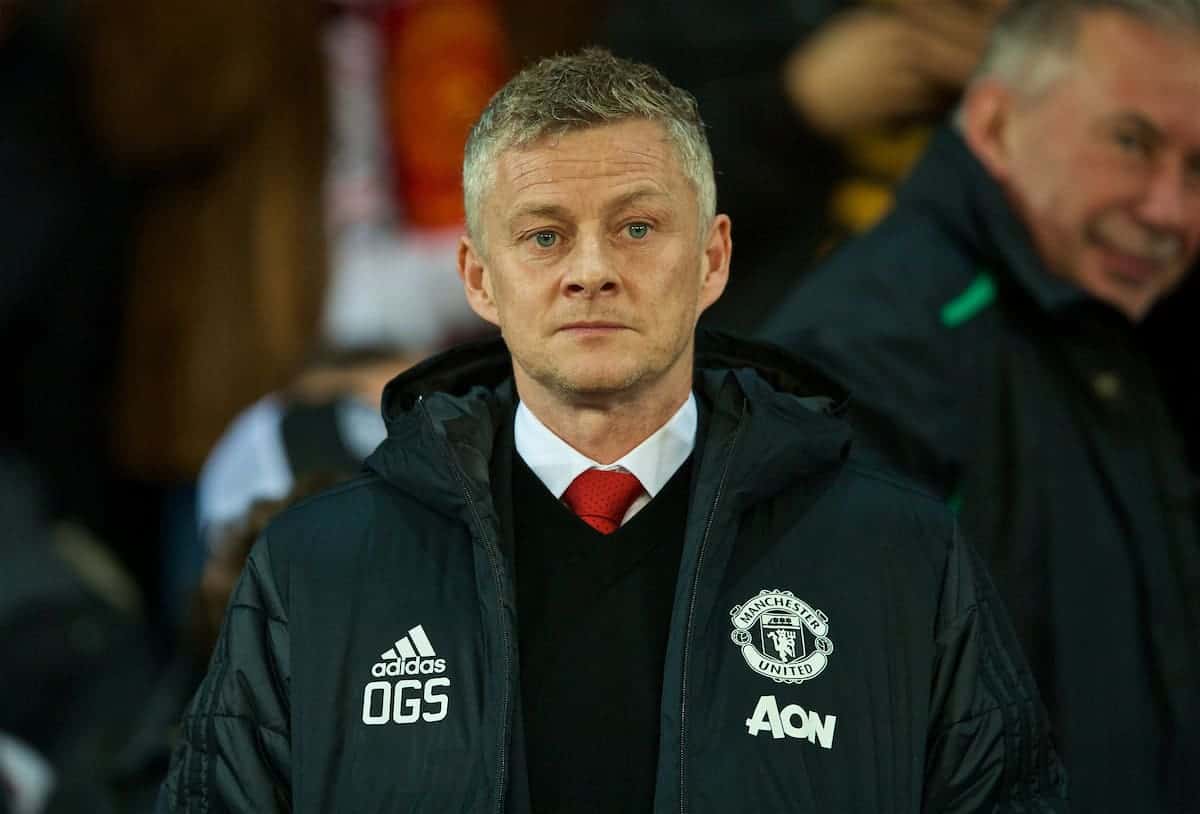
[730,589,834,684]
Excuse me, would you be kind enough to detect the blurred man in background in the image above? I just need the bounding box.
[766,2,1200,809]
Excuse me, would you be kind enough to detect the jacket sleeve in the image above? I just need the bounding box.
[158,537,292,813]
[923,521,1069,813]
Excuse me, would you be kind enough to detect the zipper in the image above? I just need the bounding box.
[419,396,514,814]
[678,398,745,814]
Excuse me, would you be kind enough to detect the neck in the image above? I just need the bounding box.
[515,374,691,464]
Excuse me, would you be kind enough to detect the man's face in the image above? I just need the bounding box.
[993,13,1200,320]
[459,119,730,408]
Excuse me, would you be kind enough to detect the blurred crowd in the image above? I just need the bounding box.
[2,0,1197,812]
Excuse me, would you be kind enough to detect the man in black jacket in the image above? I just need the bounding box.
[159,49,1066,812]
[765,2,1200,811]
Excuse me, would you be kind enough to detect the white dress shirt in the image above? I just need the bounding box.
[514,394,697,525]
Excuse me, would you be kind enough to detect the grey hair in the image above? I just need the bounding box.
[972,0,1200,98]
[462,48,716,243]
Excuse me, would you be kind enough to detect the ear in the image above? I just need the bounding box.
[960,80,1018,183]
[458,236,501,328]
[697,214,732,315]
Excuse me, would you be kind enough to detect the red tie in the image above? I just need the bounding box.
[561,469,644,534]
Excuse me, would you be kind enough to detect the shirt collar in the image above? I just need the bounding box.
[514,394,697,499]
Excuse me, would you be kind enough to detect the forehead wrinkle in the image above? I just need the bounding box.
[508,154,666,185]
[504,156,674,205]
[502,135,674,182]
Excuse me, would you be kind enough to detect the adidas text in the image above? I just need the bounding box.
[745,695,837,749]
[371,658,446,677]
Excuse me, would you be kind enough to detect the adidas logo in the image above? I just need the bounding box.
[370,625,447,677]
[362,624,452,725]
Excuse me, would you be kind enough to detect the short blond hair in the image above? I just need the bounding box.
[462,48,716,242]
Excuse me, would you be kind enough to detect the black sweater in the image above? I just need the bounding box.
[514,453,692,813]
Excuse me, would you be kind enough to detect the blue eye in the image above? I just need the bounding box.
[533,231,557,248]
[627,223,650,239]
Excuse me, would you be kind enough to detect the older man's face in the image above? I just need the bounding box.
[460,119,729,408]
[999,13,1200,320]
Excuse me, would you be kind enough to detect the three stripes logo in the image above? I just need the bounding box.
[362,624,451,726]
[371,625,447,677]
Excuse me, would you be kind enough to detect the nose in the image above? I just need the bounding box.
[1137,156,1188,231]
[561,234,619,297]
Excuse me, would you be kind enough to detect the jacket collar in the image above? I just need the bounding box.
[367,332,852,513]
[898,126,1089,315]
[694,332,851,509]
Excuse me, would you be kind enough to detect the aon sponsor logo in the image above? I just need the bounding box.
[361,625,451,725]
[745,694,837,749]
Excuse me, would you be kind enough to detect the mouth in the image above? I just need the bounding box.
[1090,220,1180,286]
[1094,243,1172,286]
[557,321,630,336]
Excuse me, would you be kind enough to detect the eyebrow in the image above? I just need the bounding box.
[602,187,673,214]
[1107,113,1200,169]
[506,187,673,231]
[1108,112,1164,142]
[507,203,572,227]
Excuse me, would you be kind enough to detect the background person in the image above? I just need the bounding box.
[764,2,1200,810]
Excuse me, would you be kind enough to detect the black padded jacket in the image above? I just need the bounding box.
[158,333,1068,812]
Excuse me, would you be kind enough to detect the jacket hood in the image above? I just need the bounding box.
[367,331,853,514]
[377,331,849,419]
[693,331,853,510]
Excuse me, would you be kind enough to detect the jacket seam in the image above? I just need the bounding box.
[227,602,287,627]
[935,702,1004,731]
[180,711,290,740]
[843,462,948,506]
[273,472,381,514]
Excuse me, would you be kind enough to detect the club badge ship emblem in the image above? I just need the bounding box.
[730,589,834,684]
